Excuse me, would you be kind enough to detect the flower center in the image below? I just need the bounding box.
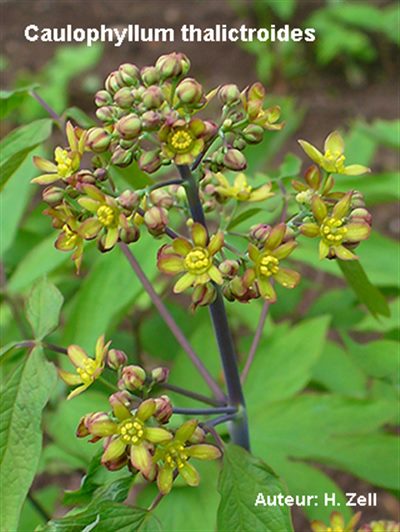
[324,150,346,172]
[62,224,78,247]
[55,147,74,177]
[97,205,116,227]
[169,129,194,153]
[295,190,313,205]
[77,358,97,384]
[118,417,144,445]
[258,254,279,277]
[164,442,188,470]
[235,185,252,201]
[184,247,211,274]
[320,217,348,245]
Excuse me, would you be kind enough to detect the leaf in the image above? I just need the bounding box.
[26,277,63,340]
[227,208,263,230]
[63,106,96,129]
[217,444,293,532]
[0,118,53,189]
[264,0,295,20]
[0,346,57,531]
[109,160,153,190]
[277,153,302,179]
[63,451,104,506]
[0,84,39,119]
[38,502,159,532]
[354,297,399,333]
[338,260,390,318]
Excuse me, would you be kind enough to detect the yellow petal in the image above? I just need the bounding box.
[157,465,173,495]
[180,462,200,487]
[345,223,370,243]
[173,272,196,293]
[191,223,208,247]
[343,164,371,176]
[145,427,173,443]
[324,130,344,155]
[208,265,223,285]
[298,140,324,166]
[207,231,224,255]
[58,369,82,386]
[67,383,89,400]
[102,437,127,462]
[67,345,89,368]
[274,268,300,289]
[334,245,357,261]
[33,156,57,173]
[130,443,152,476]
[257,277,276,302]
[172,238,192,256]
[319,240,330,260]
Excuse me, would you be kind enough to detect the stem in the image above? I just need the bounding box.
[173,406,236,416]
[119,242,225,401]
[241,302,269,384]
[148,471,178,512]
[31,90,63,126]
[149,178,183,191]
[162,382,224,407]
[207,413,236,427]
[28,492,50,522]
[177,165,250,451]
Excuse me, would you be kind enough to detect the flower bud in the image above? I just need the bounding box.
[190,283,217,311]
[113,87,135,109]
[118,189,140,210]
[142,86,164,109]
[242,124,264,144]
[141,66,159,86]
[105,70,125,94]
[111,147,133,167]
[155,52,190,80]
[138,150,162,174]
[94,168,108,182]
[176,78,203,105]
[118,63,140,86]
[116,114,142,140]
[189,426,206,444]
[350,207,372,226]
[42,186,64,206]
[76,414,91,438]
[144,206,168,236]
[203,120,219,140]
[149,189,174,209]
[120,223,140,244]
[351,190,366,209]
[95,89,112,107]
[86,127,112,153]
[249,224,271,244]
[154,395,173,424]
[96,106,115,124]
[119,139,136,150]
[107,349,128,370]
[151,366,169,384]
[304,165,321,190]
[109,390,134,413]
[141,110,162,131]
[119,365,147,391]
[232,138,247,150]
[219,259,239,278]
[85,412,112,436]
[219,84,241,105]
[223,149,247,171]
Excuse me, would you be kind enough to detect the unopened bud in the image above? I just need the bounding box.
[118,189,140,210]
[232,138,247,150]
[86,127,111,153]
[189,426,206,443]
[242,124,264,144]
[42,186,64,206]
[351,190,366,209]
[350,207,372,226]
[95,89,112,107]
[176,78,204,105]
[149,189,173,209]
[85,412,112,436]
[107,349,128,370]
[96,106,115,124]
[76,414,91,438]
[304,165,321,190]
[155,52,190,80]
[249,223,271,244]
[144,206,168,236]
[191,283,217,311]
[120,222,140,244]
[119,365,147,391]
[142,86,164,109]
[93,168,108,182]
[203,120,218,140]
[141,66,159,86]
[109,390,133,411]
[223,149,247,171]
[111,147,133,167]
[138,150,162,174]
[118,63,140,86]
[113,87,135,109]
[116,114,142,140]
[151,366,169,384]
[219,259,239,278]
[105,70,125,94]
[141,110,162,131]
[154,395,173,424]
[219,84,241,105]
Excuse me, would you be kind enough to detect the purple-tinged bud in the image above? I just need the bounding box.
[118,189,140,210]
[85,412,113,436]
[141,110,162,131]
[142,86,164,109]
[111,147,133,167]
[107,349,128,370]
[155,52,190,80]
[103,453,128,471]
[76,414,91,438]
[351,190,366,209]
[219,260,240,278]
[42,186,64,206]
[119,139,136,150]
[105,70,125,94]
[232,138,247,150]
[218,84,241,105]
[109,390,134,412]
[66,170,96,191]
[249,223,271,245]
[176,78,204,105]
[304,165,321,190]
[86,127,112,153]
[120,223,140,244]
[116,114,142,140]
[144,206,168,236]
[203,120,219,140]
[242,124,264,144]
[138,150,162,174]
[141,66,159,86]
[154,395,173,424]
[151,366,169,384]
[95,89,112,107]
[113,87,135,109]
[119,365,147,391]
[94,168,108,182]
[118,63,140,86]
[189,426,207,444]
[149,189,174,209]
[223,149,247,171]
[350,207,372,226]
[96,106,115,124]
[190,283,217,311]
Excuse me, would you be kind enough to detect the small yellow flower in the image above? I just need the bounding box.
[214,173,274,203]
[157,223,224,293]
[311,511,361,532]
[59,335,110,399]
[159,118,206,165]
[298,131,370,175]
[32,122,87,185]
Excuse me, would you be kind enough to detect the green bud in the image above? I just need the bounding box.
[95,89,112,107]
[144,206,168,236]
[116,114,142,140]
[189,426,207,444]
[94,168,108,182]
[190,283,217,311]
[155,52,190,80]
[141,110,162,131]
[151,367,169,384]
[42,186,64,206]
[154,395,173,424]
[242,124,264,144]
[118,63,140,86]
[119,365,147,391]
[176,78,204,105]
[113,87,135,109]
[149,189,173,208]
[138,150,162,174]
[120,223,140,244]
[105,70,125,94]
[119,139,136,150]
[223,149,247,171]
[249,223,271,244]
[118,189,140,210]
[96,106,115,124]
[86,127,112,153]
[142,86,164,109]
[218,84,241,105]
[233,138,247,150]
[107,349,128,370]
[219,259,239,278]
[111,146,133,167]
[141,66,159,86]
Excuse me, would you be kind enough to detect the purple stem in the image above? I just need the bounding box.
[241,302,269,384]
[31,90,63,126]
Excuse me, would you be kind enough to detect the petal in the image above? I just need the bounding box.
[208,266,223,285]
[82,184,105,201]
[130,443,153,476]
[312,195,328,223]
[173,272,196,293]
[176,420,198,443]
[248,185,274,202]
[319,240,330,260]
[67,384,89,400]
[234,173,247,189]
[179,462,200,487]
[144,427,173,443]
[158,255,185,274]
[78,197,100,213]
[31,173,59,185]
[332,192,352,219]
[207,231,224,255]
[33,156,57,173]
[298,140,324,165]
[175,153,193,165]
[189,118,206,137]
[79,218,102,239]
[343,164,370,176]
[66,121,77,151]
[300,223,319,238]
[104,226,119,250]
[248,243,260,262]
[187,444,222,461]
[310,521,327,532]
[191,223,207,247]
[172,238,192,256]
[102,437,127,462]
[274,268,300,289]
[55,233,75,251]
[137,398,156,421]
[157,465,173,495]
[345,223,370,242]
[111,398,131,421]
[273,240,297,259]
[58,369,82,386]
[264,223,286,250]
[324,131,344,155]
[214,173,229,187]
[89,419,116,437]
[257,277,277,302]
[334,245,358,261]
[67,345,89,368]
[191,139,204,157]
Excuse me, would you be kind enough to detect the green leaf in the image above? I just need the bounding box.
[354,297,399,333]
[338,260,390,318]
[0,84,39,119]
[264,0,295,20]
[0,118,53,189]
[63,106,96,128]
[217,444,293,532]
[0,346,57,531]
[26,277,63,340]
[38,502,159,532]
[63,451,103,506]
[227,208,263,230]
[109,160,153,190]
[277,153,302,179]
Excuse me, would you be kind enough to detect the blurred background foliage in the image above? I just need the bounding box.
[0,0,399,530]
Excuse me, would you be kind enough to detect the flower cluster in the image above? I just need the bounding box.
[311,511,400,532]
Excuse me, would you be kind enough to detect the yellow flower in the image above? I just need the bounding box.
[159,118,206,165]
[59,335,110,399]
[32,122,86,185]
[311,511,361,532]
[298,131,370,175]
[157,223,224,293]
[214,173,274,203]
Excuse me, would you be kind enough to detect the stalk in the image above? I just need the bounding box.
[178,165,250,450]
